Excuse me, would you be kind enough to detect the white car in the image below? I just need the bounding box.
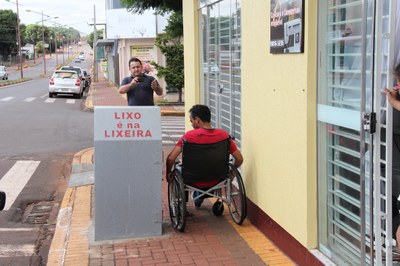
[0,66,8,80]
[49,70,84,98]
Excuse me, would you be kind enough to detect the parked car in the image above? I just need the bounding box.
[49,70,84,98]
[60,65,87,87]
[82,69,91,90]
[78,54,85,60]
[0,66,8,80]
[60,66,84,79]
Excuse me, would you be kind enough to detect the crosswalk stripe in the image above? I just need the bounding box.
[0,228,39,232]
[45,98,56,103]
[0,161,40,210]
[0,244,35,257]
[0,97,14,101]
[162,129,185,133]
[23,97,36,102]
[162,125,185,129]
[66,99,76,104]
[168,134,183,138]
[163,140,176,145]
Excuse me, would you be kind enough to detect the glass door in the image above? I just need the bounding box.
[199,0,242,146]
[317,0,397,264]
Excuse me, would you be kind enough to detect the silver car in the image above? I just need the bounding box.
[0,66,8,80]
[49,70,84,98]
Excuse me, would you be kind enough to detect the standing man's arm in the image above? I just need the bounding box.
[119,77,139,94]
[151,79,163,96]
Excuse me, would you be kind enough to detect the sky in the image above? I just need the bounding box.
[2,0,106,36]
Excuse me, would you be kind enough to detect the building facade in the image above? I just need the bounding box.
[183,0,400,265]
[100,1,168,88]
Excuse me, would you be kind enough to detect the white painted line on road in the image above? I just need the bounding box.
[45,98,56,103]
[162,126,185,129]
[23,97,36,102]
[40,93,48,98]
[0,244,35,257]
[0,97,14,102]
[0,160,40,210]
[162,140,176,144]
[161,128,184,132]
[0,228,39,232]
[66,99,76,104]
[164,134,183,138]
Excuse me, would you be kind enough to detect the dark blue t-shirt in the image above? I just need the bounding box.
[120,74,155,106]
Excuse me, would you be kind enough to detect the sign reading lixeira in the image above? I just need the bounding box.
[94,106,161,141]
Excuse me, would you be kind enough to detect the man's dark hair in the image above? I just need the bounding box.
[129,57,142,67]
[189,105,211,122]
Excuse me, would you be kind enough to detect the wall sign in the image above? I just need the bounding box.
[270,0,304,54]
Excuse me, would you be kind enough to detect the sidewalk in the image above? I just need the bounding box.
[47,79,296,265]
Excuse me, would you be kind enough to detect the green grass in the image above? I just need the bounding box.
[0,78,33,87]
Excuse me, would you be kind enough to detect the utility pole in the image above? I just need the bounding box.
[16,0,23,79]
[41,11,46,75]
[93,4,98,82]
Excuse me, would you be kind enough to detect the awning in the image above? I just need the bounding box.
[95,39,115,47]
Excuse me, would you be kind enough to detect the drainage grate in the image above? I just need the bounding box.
[23,201,53,224]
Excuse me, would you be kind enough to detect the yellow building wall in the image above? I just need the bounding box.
[183,0,200,119]
[183,0,318,249]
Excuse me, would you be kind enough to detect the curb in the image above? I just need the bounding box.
[0,78,33,88]
[48,148,94,265]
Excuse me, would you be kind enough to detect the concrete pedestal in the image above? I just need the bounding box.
[94,106,162,241]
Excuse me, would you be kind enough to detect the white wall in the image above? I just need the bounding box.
[106,8,169,39]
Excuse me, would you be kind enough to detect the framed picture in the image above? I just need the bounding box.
[270,0,304,54]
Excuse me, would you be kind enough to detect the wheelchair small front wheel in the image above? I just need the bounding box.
[167,169,186,232]
[227,164,247,225]
[212,200,224,216]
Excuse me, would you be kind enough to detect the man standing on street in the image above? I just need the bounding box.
[119,57,163,106]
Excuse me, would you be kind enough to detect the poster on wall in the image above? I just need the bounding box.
[131,45,157,62]
[270,0,304,54]
[131,45,157,74]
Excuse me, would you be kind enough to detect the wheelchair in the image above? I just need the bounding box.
[168,138,247,232]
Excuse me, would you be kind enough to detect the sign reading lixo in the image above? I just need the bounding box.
[94,106,161,141]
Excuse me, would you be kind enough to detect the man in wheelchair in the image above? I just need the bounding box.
[166,104,245,231]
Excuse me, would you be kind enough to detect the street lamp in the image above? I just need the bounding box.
[16,0,23,79]
[26,10,58,75]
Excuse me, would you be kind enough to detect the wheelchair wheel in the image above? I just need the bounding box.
[0,191,5,211]
[227,164,247,225]
[212,200,224,216]
[168,169,186,232]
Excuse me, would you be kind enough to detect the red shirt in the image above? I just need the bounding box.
[177,128,237,187]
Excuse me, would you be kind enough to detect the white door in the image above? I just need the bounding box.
[199,0,242,146]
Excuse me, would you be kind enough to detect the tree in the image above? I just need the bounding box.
[152,12,184,102]
[121,1,184,102]
[25,24,49,54]
[87,29,104,49]
[0,9,18,59]
[120,0,182,13]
